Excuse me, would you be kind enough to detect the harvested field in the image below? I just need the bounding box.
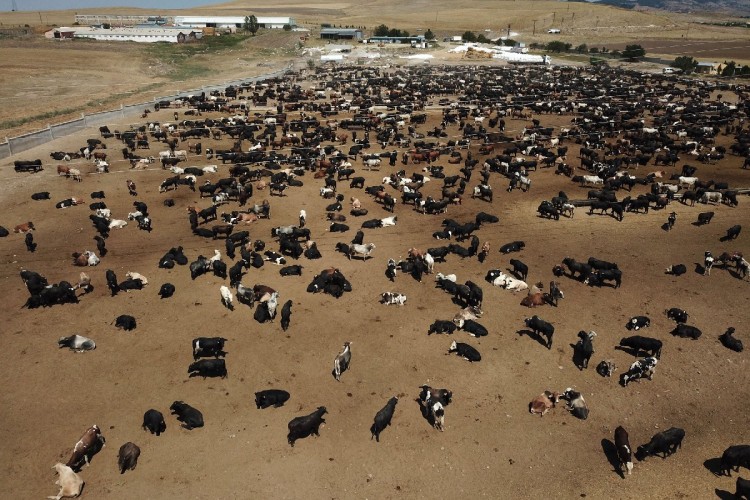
[0,63,749,499]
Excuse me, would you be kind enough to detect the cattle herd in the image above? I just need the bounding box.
[2,62,750,498]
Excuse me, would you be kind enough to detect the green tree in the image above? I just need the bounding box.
[462,31,476,42]
[575,43,588,53]
[283,24,291,31]
[374,24,390,36]
[740,65,750,75]
[622,44,645,60]
[589,47,599,53]
[424,28,435,40]
[546,40,569,52]
[671,55,698,74]
[244,15,259,36]
[476,34,491,43]
[721,61,737,76]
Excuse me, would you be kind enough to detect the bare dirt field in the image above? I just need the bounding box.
[611,38,750,64]
[0,72,748,499]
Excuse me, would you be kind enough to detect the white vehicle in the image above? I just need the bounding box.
[547,28,561,34]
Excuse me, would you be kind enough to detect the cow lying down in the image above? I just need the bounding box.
[380,292,406,305]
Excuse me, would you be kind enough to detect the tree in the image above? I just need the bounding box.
[476,34,491,44]
[244,15,259,36]
[546,41,569,53]
[462,31,476,42]
[621,44,645,60]
[575,43,588,54]
[424,28,435,40]
[721,61,736,76]
[374,24,390,36]
[741,65,750,76]
[283,24,291,31]
[671,55,698,74]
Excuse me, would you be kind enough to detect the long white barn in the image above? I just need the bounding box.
[69,26,202,43]
[174,16,295,30]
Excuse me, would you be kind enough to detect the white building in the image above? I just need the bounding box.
[174,16,295,31]
[70,26,202,43]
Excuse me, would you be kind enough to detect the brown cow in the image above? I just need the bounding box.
[13,221,35,233]
[407,247,424,259]
[66,424,105,471]
[118,442,140,474]
[521,292,547,308]
[57,165,71,176]
[336,133,348,144]
[529,391,559,416]
[126,180,137,196]
[92,151,107,161]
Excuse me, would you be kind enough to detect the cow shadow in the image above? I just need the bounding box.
[714,489,734,500]
[694,263,706,275]
[691,221,706,227]
[614,345,643,358]
[601,439,625,479]
[415,398,437,429]
[719,235,733,243]
[517,328,548,349]
[703,457,724,477]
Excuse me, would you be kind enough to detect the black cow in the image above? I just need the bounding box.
[428,320,457,335]
[118,278,144,291]
[370,396,398,442]
[212,260,227,279]
[280,265,303,277]
[170,401,204,430]
[626,316,650,331]
[588,257,618,270]
[635,428,685,461]
[671,324,702,339]
[255,389,290,409]
[574,330,596,369]
[329,222,349,233]
[94,236,107,257]
[665,264,687,276]
[696,211,714,225]
[114,315,136,331]
[31,192,50,200]
[726,224,742,240]
[188,359,227,379]
[448,340,481,362]
[719,327,743,353]
[619,336,663,358]
[509,259,528,280]
[499,241,525,254]
[157,283,175,299]
[524,315,554,349]
[280,300,293,331]
[665,308,688,323]
[562,257,591,280]
[615,426,633,475]
[459,319,488,337]
[105,270,119,296]
[142,409,166,436]
[287,406,327,446]
[721,445,750,476]
[25,233,36,253]
[736,477,750,498]
[192,337,227,360]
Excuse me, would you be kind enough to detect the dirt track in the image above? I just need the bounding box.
[0,91,748,499]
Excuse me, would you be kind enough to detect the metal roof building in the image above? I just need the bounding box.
[320,28,363,40]
[174,16,295,30]
[71,26,202,43]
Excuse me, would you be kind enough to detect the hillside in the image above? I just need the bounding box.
[586,0,750,16]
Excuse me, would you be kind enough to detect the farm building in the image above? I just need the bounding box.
[74,14,172,26]
[366,35,427,47]
[173,16,295,31]
[45,27,75,39]
[695,61,720,75]
[70,26,202,43]
[320,28,363,40]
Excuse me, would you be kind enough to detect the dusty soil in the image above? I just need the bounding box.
[0,77,748,499]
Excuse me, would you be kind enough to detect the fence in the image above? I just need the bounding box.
[0,66,291,161]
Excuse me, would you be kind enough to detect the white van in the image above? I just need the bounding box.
[547,28,561,34]
[663,67,675,74]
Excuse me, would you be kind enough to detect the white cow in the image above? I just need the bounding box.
[220,285,234,311]
[380,216,397,227]
[581,175,603,187]
[678,176,698,188]
[380,292,407,305]
[349,243,376,261]
[48,463,84,500]
[109,219,128,229]
[700,191,722,204]
[125,271,148,286]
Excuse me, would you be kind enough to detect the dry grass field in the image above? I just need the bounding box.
[0,3,749,500]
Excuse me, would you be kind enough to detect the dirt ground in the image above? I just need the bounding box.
[0,78,748,500]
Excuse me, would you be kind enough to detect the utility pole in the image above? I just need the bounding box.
[532,19,537,36]
[11,0,18,12]
[507,23,511,38]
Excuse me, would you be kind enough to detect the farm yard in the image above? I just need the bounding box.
[0,62,749,500]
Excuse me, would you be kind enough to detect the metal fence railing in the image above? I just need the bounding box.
[0,66,291,162]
